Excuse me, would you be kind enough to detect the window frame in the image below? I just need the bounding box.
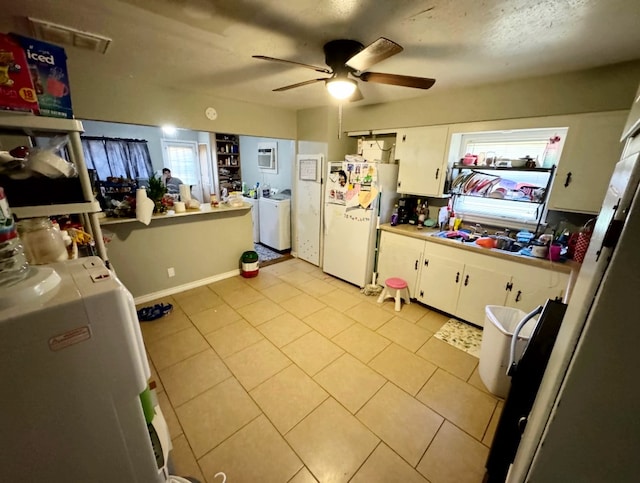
[161,139,200,186]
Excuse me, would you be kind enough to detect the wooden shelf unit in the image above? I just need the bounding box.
[215,133,241,195]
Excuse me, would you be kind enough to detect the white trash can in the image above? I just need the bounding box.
[479,306,538,398]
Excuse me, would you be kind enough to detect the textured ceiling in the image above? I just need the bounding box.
[1,0,640,110]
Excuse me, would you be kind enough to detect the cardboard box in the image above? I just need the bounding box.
[0,33,39,114]
[11,33,73,119]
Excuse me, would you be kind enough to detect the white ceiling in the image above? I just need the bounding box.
[2,0,640,111]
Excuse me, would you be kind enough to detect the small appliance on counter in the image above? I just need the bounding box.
[397,197,417,224]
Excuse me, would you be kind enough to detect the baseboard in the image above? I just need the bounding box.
[134,269,241,305]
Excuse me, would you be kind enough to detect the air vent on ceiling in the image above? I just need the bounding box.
[27,17,112,54]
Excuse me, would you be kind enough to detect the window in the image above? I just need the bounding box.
[161,140,199,185]
[450,127,568,228]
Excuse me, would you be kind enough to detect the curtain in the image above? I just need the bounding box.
[81,137,153,180]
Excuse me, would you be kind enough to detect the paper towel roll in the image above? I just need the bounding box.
[136,189,154,225]
[174,201,186,213]
[179,184,191,202]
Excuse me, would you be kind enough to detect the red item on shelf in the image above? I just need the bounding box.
[0,34,39,114]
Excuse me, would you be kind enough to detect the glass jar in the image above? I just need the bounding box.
[17,217,67,265]
[0,187,30,287]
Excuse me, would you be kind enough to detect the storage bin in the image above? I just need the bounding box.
[479,305,538,398]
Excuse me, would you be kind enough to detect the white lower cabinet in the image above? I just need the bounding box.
[376,231,425,298]
[379,231,572,327]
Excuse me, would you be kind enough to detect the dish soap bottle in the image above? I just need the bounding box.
[390,204,399,226]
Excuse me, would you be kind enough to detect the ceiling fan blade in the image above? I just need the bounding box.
[252,55,331,74]
[272,78,327,92]
[346,37,403,72]
[359,72,436,90]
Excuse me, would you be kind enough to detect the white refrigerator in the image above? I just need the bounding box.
[0,257,171,482]
[505,84,640,481]
[322,158,399,287]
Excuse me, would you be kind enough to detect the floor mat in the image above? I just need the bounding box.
[434,319,483,358]
[254,242,292,265]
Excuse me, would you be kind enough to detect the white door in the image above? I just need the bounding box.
[395,125,449,197]
[416,253,464,315]
[376,231,425,297]
[295,154,323,265]
[455,264,511,327]
[506,270,570,313]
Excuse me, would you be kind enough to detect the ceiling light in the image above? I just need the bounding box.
[162,125,177,135]
[326,78,357,99]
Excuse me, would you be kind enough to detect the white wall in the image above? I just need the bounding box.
[239,136,295,193]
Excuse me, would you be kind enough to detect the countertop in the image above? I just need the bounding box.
[99,202,251,226]
[380,223,578,274]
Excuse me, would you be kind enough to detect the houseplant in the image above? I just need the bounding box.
[147,174,167,213]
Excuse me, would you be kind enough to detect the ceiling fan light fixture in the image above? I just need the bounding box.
[326,78,357,99]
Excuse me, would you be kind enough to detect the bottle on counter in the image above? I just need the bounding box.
[417,200,427,228]
[0,187,30,287]
[390,204,399,226]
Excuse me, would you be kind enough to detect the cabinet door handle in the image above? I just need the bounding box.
[424,259,429,266]
[506,282,513,291]
[398,181,402,188]
[455,272,460,283]
[515,290,522,302]
[402,134,406,142]
[420,290,424,298]
[564,172,572,187]
[415,260,418,270]
[464,274,469,286]
[435,168,439,179]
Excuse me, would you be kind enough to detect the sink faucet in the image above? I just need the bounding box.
[472,224,487,236]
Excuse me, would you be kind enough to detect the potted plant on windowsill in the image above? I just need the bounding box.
[147,174,168,213]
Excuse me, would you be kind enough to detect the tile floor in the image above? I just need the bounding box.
[140,258,503,483]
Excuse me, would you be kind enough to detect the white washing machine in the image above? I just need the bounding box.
[259,196,291,251]
[244,197,260,243]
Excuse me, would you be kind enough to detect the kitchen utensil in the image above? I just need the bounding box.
[462,153,478,166]
[516,231,535,244]
[529,241,549,258]
[548,243,562,261]
[495,236,514,251]
[476,237,497,248]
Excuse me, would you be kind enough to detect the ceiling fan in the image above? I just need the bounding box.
[253,37,436,101]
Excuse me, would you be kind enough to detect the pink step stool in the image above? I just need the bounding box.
[377,277,410,312]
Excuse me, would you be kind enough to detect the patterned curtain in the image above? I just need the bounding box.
[81,136,153,180]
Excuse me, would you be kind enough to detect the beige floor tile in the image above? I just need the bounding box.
[170,434,206,483]
[281,293,326,319]
[224,339,292,391]
[317,288,362,311]
[207,276,248,297]
[351,443,430,483]
[348,301,394,330]
[236,297,286,326]
[257,312,312,347]
[416,337,478,381]
[382,300,432,323]
[289,467,319,483]
[173,286,225,316]
[176,378,261,458]
[148,358,164,394]
[377,317,433,352]
[306,267,336,281]
[357,382,443,466]
[416,369,497,440]
[242,271,281,290]
[261,282,303,303]
[220,285,265,309]
[199,415,302,483]
[483,400,504,446]
[332,324,391,364]
[205,320,264,359]
[369,344,437,396]
[282,331,344,376]
[140,307,192,343]
[159,349,232,407]
[250,364,328,434]
[416,310,452,333]
[417,421,489,483]
[189,303,243,335]
[329,278,363,295]
[278,269,317,286]
[290,259,319,273]
[286,398,379,483]
[146,327,210,371]
[157,391,182,439]
[299,278,337,297]
[303,306,356,338]
[262,260,299,276]
[314,354,386,413]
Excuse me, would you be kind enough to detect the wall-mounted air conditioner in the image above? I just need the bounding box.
[258,142,277,171]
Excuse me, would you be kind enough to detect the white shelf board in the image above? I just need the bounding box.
[0,114,84,133]
[12,201,101,218]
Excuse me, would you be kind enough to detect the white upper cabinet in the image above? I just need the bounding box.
[547,111,628,214]
[395,125,449,197]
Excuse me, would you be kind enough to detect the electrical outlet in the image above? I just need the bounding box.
[167,267,175,278]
